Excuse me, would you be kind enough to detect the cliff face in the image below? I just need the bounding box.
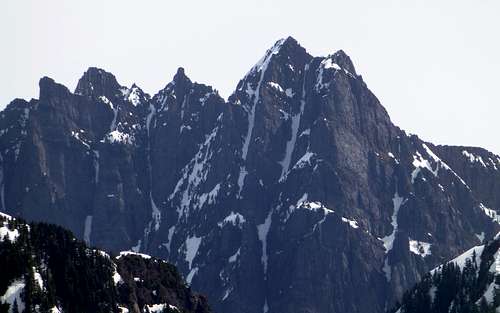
[435,145,500,212]
[1,37,499,313]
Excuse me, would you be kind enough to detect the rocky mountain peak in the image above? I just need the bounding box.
[121,83,150,107]
[174,66,187,79]
[5,98,30,111]
[330,49,357,75]
[39,76,72,101]
[74,67,122,98]
[275,36,310,59]
[1,37,500,313]
[172,66,192,90]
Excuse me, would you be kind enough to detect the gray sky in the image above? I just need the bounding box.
[1,1,499,154]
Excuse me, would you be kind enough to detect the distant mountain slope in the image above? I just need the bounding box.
[391,236,500,313]
[1,36,499,313]
[0,212,211,313]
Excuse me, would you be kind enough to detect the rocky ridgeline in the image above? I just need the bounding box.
[1,37,500,313]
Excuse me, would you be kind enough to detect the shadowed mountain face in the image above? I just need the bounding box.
[1,36,499,313]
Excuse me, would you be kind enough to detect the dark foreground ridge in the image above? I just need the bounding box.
[1,36,500,313]
[392,236,500,313]
[0,212,212,313]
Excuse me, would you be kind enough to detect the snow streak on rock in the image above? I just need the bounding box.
[84,215,93,245]
[238,39,286,196]
[257,211,273,275]
[279,63,309,180]
[381,188,405,281]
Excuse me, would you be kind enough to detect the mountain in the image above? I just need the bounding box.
[391,236,500,313]
[0,212,211,313]
[1,36,499,313]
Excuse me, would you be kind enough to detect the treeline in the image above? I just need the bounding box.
[0,215,211,313]
[0,215,118,313]
[391,239,500,313]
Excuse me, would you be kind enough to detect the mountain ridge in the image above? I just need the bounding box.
[1,36,499,313]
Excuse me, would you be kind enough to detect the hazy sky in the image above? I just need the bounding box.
[1,1,499,154]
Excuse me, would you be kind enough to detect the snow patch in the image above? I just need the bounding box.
[100,96,118,132]
[411,151,438,183]
[33,267,44,290]
[0,223,19,243]
[421,144,470,188]
[257,211,273,275]
[381,191,405,253]
[315,57,341,91]
[198,183,221,209]
[279,64,309,180]
[479,203,500,224]
[170,127,218,218]
[381,189,405,281]
[1,279,25,313]
[388,152,399,164]
[185,235,202,269]
[113,266,123,285]
[49,306,62,313]
[165,226,175,254]
[218,212,246,228]
[341,217,359,229]
[462,150,487,168]
[186,267,198,285]
[291,152,315,171]
[228,248,240,263]
[222,287,232,301]
[150,194,161,232]
[145,304,179,313]
[299,128,310,137]
[180,124,192,133]
[70,130,90,149]
[268,82,284,93]
[83,215,92,245]
[105,130,133,145]
[476,232,485,243]
[118,306,129,313]
[117,251,152,260]
[409,239,432,257]
[123,86,141,106]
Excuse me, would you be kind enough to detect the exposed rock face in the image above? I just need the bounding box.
[1,36,499,313]
[435,145,500,212]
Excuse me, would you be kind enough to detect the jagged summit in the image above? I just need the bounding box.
[74,67,121,98]
[171,66,192,89]
[1,38,500,313]
[5,98,30,110]
[244,37,310,76]
[330,49,357,75]
[274,36,310,57]
[39,76,72,100]
[175,66,187,78]
[29,37,359,108]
